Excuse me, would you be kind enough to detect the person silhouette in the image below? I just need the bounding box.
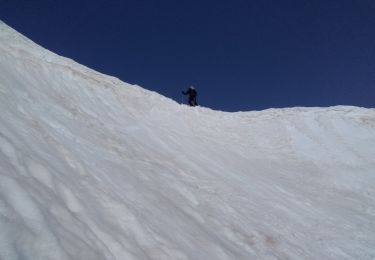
[182,86,198,106]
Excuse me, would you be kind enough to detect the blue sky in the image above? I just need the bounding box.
[1,0,375,111]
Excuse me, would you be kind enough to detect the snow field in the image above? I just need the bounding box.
[0,20,375,259]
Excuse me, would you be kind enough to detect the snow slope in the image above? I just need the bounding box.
[0,20,375,260]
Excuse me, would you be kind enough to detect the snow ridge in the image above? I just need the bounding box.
[0,21,375,260]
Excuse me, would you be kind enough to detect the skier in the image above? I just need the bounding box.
[182,86,198,106]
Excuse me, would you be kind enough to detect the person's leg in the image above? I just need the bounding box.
[193,97,198,106]
[188,98,194,106]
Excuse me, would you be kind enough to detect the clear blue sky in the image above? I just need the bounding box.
[1,0,375,111]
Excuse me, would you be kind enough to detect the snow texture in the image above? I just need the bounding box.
[0,20,375,259]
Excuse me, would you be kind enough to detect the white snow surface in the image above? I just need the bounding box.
[0,20,375,260]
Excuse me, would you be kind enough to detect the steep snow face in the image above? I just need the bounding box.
[0,21,375,260]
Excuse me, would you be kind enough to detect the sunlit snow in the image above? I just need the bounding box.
[0,20,375,260]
